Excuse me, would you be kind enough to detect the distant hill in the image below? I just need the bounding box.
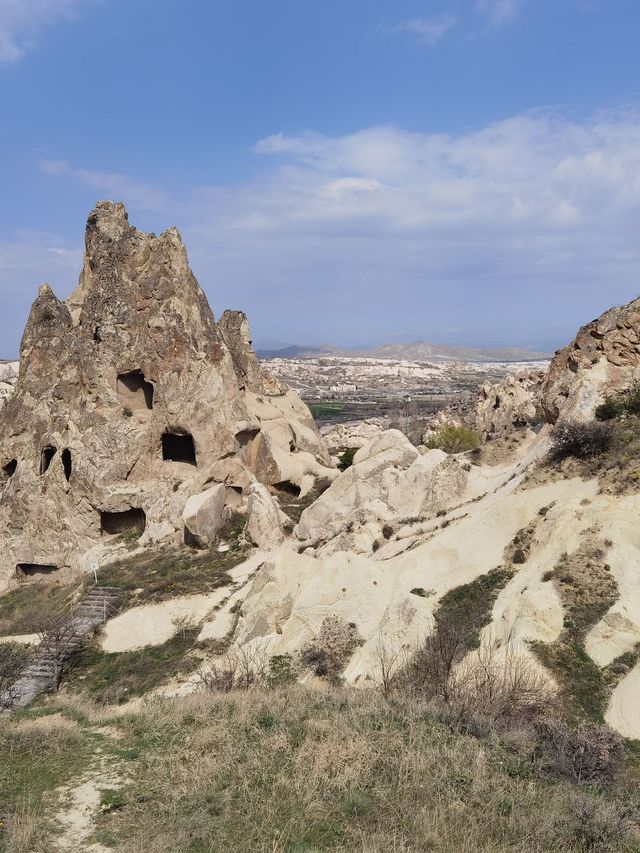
[257,341,552,363]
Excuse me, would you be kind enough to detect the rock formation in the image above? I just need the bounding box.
[541,296,640,422]
[0,201,334,590]
[475,369,545,439]
[295,430,468,556]
[0,361,18,411]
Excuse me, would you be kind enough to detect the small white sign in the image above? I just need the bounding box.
[90,562,98,583]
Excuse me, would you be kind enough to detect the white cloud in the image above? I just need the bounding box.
[33,109,640,349]
[0,0,87,62]
[395,15,458,45]
[475,0,522,25]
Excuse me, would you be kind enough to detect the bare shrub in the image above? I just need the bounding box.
[570,796,634,852]
[299,615,364,680]
[0,642,32,708]
[456,644,553,723]
[371,635,406,699]
[551,420,613,459]
[536,718,623,785]
[395,614,466,701]
[33,611,83,690]
[196,644,269,692]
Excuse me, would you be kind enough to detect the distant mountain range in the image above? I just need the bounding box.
[257,341,552,364]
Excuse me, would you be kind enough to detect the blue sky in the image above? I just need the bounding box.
[2,0,640,356]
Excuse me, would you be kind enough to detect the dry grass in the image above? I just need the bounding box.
[2,683,640,852]
[62,689,640,853]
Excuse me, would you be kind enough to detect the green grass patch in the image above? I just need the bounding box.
[435,566,515,652]
[65,630,200,704]
[0,582,81,636]
[92,546,246,607]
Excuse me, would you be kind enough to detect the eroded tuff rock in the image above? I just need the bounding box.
[0,201,334,590]
[475,370,545,440]
[0,361,18,411]
[294,429,468,555]
[541,296,640,423]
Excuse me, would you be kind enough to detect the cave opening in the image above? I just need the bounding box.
[40,446,56,475]
[2,459,17,479]
[162,431,197,465]
[16,563,59,579]
[117,370,154,412]
[100,507,146,536]
[61,448,72,481]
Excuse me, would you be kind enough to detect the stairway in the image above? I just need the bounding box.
[3,586,122,710]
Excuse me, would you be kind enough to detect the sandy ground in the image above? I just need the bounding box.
[100,588,231,652]
[0,633,38,645]
[606,661,640,739]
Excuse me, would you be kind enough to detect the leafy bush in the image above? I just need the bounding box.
[337,447,357,471]
[550,420,613,459]
[426,425,481,454]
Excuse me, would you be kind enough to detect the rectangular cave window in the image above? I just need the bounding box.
[2,459,17,479]
[16,563,59,579]
[117,370,154,412]
[41,446,56,475]
[100,507,146,536]
[162,431,197,465]
[61,448,72,481]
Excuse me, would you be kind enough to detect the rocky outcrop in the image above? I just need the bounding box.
[541,297,640,423]
[0,201,333,589]
[322,418,385,454]
[0,361,18,410]
[294,430,468,555]
[475,370,545,439]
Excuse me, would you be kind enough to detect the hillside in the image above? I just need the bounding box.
[4,207,640,851]
[258,341,552,363]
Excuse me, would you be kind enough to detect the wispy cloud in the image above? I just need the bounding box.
[475,0,523,25]
[0,0,88,62]
[38,159,169,211]
[31,109,640,349]
[395,15,459,46]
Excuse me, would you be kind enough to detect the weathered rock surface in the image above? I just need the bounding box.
[322,418,385,454]
[244,483,290,549]
[0,202,333,589]
[475,370,544,439]
[541,296,640,422]
[0,361,18,410]
[294,429,468,555]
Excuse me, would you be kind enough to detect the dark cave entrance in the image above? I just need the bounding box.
[100,507,147,536]
[117,370,154,412]
[162,431,197,465]
[61,448,72,481]
[16,563,59,579]
[40,446,57,475]
[2,459,17,480]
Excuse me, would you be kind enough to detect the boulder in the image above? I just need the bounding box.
[244,483,289,549]
[182,484,227,542]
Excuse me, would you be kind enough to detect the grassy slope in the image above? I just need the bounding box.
[2,688,639,853]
